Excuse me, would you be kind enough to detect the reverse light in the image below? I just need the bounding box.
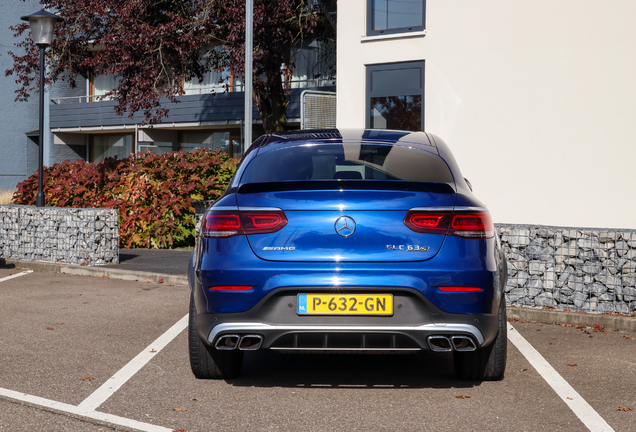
[209,286,253,291]
[202,209,287,238]
[404,210,494,238]
[438,286,483,292]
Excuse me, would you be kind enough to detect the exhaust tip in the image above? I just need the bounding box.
[238,335,263,351]
[451,336,477,351]
[215,334,240,350]
[427,335,452,352]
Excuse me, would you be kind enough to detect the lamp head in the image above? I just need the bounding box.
[20,9,63,47]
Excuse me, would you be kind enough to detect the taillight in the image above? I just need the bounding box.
[404,210,494,238]
[202,210,287,238]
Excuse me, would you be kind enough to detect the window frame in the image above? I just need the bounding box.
[367,0,426,36]
[366,61,425,131]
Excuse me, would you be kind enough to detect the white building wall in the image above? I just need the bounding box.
[337,0,636,229]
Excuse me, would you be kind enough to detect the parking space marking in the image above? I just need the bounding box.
[0,387,173,432]
[0,270,33,283]
[79,314,189,411]
[507,323,615,432]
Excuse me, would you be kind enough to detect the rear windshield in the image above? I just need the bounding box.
[240,143,454,184]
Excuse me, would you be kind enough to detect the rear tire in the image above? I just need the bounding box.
[188,294,243,379]
[454,299,507,381]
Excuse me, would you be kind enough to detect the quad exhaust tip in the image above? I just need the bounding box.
[427,335,477,352]
[215,334,263,351]
[238,335,263,351]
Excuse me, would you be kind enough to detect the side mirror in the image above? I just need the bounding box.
[464,178,473,192]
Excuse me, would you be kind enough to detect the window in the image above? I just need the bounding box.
[367,0,425,36]
[366,61,424,131]
[180,131,242,157]
[240,143,453,184]
[91,74,121,101]
[90,134,133,163]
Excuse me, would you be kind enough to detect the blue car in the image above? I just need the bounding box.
[188,129,508,381]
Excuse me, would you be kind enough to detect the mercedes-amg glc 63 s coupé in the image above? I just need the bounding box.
[188,129,508,381]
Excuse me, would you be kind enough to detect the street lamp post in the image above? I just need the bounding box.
[20,10,63,208]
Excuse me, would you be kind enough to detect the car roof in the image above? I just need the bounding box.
[257,129,437,153]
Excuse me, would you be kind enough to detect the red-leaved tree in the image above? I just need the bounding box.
[5,0,335,132]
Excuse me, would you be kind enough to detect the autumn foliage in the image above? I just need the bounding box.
[11,149,238,248]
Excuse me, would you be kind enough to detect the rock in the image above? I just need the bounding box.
[525,239,546,260]
[582,297,598,311]
[615,302,630,314]
[535,292,557,307]
[595,302,614,313]
[548,232,564,247]
[582,262,601,274]
[578,236,601,251]
[528,261,545,275]
[513,271,529,287]
[616,241,630,257]
[573,292,588,308]
[507,288,527,303]
[598,293,614,302]
[585,283,607,295]
[557,267,574,287]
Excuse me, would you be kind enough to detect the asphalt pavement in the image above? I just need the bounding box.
[115,248,192,275]
[0,268,634,431]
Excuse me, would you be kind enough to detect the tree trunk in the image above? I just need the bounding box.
[252,67,289,134]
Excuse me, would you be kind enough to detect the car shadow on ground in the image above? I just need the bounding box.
[228,350,480,389]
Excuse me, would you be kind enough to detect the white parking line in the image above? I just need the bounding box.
[0,270,33,283]
[507,323,615,432]
[0,387,173,432]
[79,314,189,410]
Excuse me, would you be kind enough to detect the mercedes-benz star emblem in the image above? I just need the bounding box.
[335,216,356,237]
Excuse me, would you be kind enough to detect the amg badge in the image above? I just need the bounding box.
[262,246,296,251]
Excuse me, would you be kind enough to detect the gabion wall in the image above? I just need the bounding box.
[0,205,119,266]
[498,224,636,314]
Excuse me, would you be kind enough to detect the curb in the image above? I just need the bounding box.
[507,306,636,332]
[1,258,188,286]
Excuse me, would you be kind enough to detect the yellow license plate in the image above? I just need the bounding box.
[297,294,393,315]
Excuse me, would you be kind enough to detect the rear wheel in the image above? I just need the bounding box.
[188,294,243,379]
[454,299,507,381]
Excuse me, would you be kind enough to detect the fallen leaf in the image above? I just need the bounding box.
[507,318,519,322]
[576,325,584,329]
[158,278,164,284]
[83,301,90,304]
[567,397,573,400]
[616,407,633,411]
[589,335,593,338]
[568,364,577,367]
[549,342,555,345]
[45,327,54,330]
[563,324,573,327]
[520,368,528,372]
[173,429,187,432]
[107,334,112,337]
[56,322,65,325]
[102,275,106,278]
[80,377,94,381]
[192,398,202,402]
[143,279,149,283]
[150,349,157,353]
[173,408,187,412]
[538,324,543,327]
[455,395,471,399]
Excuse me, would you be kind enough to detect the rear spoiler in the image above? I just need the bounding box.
[238,180,455,194]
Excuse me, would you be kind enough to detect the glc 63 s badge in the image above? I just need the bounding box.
[386,245,430,251]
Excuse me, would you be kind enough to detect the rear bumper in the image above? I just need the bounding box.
[194,288,500,351]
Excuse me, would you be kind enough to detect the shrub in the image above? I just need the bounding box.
[12,149,239,248]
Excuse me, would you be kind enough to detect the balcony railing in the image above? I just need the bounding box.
[50,78,336,104]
